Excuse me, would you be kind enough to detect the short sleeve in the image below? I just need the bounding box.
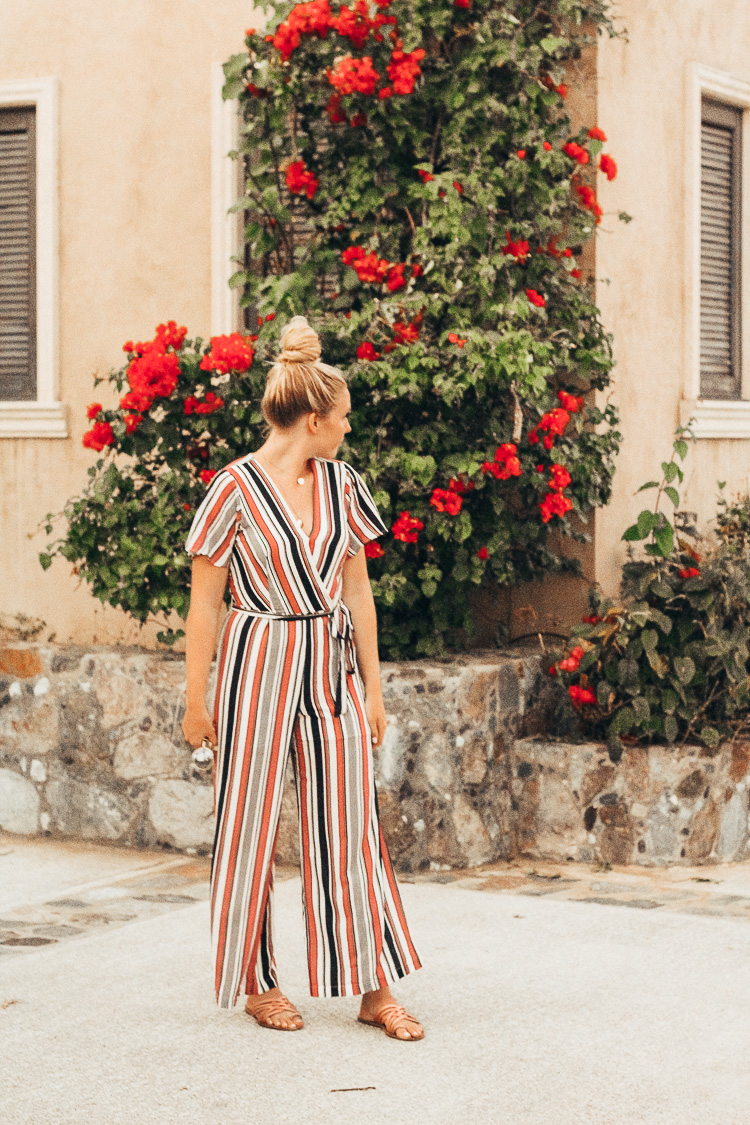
[344,463,388,558]
[185,469,241,568]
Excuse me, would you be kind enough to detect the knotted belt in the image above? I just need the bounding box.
[228,602,357,717]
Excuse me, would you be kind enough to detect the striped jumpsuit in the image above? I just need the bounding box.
[185,453,422,1009]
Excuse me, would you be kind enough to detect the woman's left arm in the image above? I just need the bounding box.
[341,547,387,748]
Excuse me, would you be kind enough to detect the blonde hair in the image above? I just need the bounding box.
[261,315,347,430]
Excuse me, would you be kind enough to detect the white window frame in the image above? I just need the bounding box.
[0,77,65,439]
[210,61,243,337]
[681,63,750,439]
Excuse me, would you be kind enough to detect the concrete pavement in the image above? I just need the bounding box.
[3,833,750,1124]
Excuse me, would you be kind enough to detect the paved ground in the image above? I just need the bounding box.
[3,832,750,1124]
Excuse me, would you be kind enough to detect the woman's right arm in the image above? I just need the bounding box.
[181,555,230,748]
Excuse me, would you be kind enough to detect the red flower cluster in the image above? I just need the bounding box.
[588,127,607,142]
[502,231,529,262]
[126,349,180,405]
[184,391,224,416]
[559,645,584,672]
[365,541,385,558]
[199,333,255,375]
[599,154,617,181]
[448,475,476,494]
[326,93,348,122]
[529,407,570,452]
[569,684,596,707]
[548,463,571,492]
[82,421,115,452]
[386,47,425,95]
[200,468,218,484]
[357,341,381,361]
[679,566,700,579]
[271,0,333,60]
[562,141,589,165]
[417,168,434,183]
[342,245,413,291]
[542,75,566,97]
[576,183,603,223]
[481,443,522,481]
[526,289,546,308]
[86,403,102,419]
[393,510,423,543]
[430,487,463,515]
[123,320,187,356]
[476,546,488,559]
[285,159,319,199]
[540,487,573,523]
[448,332,466,347]
[557,389,584,412]
[328,55,380,95]
[124,413,143,435]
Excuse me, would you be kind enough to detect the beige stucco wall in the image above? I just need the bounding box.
[594,0,750,595]
[0,0,258,647]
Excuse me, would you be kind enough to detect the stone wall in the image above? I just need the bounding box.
[0,642,555,872]
[514,739,750,866]
[3,642,749,870]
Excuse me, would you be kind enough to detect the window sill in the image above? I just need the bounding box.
[0,401,68,438]
[680,398,750,440]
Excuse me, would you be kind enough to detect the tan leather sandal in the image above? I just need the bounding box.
[357,1002,424,1041]
[244,992,304,1031]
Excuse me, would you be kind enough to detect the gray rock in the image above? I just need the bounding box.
[113,732,186,780]
[0,768,39,834]
[149,779,215,849]
[46,775,134,841]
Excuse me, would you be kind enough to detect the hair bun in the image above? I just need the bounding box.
[274,316,321,365]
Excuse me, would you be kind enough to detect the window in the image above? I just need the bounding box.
[700,99,742,400]
[0,77,64,438]
[0,106,37,400]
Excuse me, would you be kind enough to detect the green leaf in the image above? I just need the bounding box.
[700,726,720,748]
[636,481,660,492]
[653,524,674,557]
[645,648,668,677]
[673,656,696,685]
[664,486,680,507]
[637,510,659,537]
[641,628,658,651]
[664,715,678,743]
[622,524,643,542]
[39,553,52,570]
[632,695,651,723]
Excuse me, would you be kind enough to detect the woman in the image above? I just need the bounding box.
[181,316,424,1041]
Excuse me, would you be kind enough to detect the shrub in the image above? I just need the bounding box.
[550,426,750,759]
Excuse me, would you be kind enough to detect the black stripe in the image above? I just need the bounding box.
[210,615,251,879]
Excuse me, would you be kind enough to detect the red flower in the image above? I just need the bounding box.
[199,333,255,374]
[502,231,529,262]
[575,183,603,223]
[454,0,471,6]
[365,541,385,558]
[581,614,601,624]
[200,468,218,484]
[183,503,192,511]
[453,180,463,193]
[390,318,421,346]
[123,412,143,434]
[265,312,276,322]
[357,341,381,361]
[326,93,348,123]
[245,27,256,36]
[417,169,434,183]
[679,567,700,579]
[526,289,546,308]
[328,55,380,95]
[120,389,154,413]
[285,160,319,200]
[481,443,522,481]
[562,141,589,165]
[540,491,573,522]
[271,0,334,60]
[127,349,180,400]
[447,332,467,347]
[569,684,596,707]
[543,140,552,151]
[392,510,423,543]
[571,269,583,279]
[542,434,554,451]
[448,476,475,494]
[86,402,102,420]
[548,665,558,677]
[185,391,224,416]
[549,464,572,492]
[82,420,115,452]
[557,390,584,413]
[588,126,607,142]
[556,84,567,98]
[411,263,423,278]
[350,111,368,127]
[599,153,618,181]
[430,488,463,515]
[385,47,425,95]
[378,86,393,99]
[386,263,407,291]
[559,646,584,672]
[516,149,526,160]
[476,546,488,559]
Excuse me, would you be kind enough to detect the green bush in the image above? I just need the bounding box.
[550,426,750,759]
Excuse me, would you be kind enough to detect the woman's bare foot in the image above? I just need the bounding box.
[358,985,424,1041]
[244,986,304,1030]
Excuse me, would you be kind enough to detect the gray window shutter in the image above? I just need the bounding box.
[0,106,36,401]
[700,99,742,400]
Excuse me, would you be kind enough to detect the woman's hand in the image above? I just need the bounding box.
[365,687,387,749]
[182,705,218,750]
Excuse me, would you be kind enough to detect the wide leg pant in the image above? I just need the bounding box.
[208,609,422,1009]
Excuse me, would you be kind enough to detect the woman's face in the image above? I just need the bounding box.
[313,384,352,457]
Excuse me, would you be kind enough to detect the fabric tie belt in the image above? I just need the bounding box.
[228,603,357,717]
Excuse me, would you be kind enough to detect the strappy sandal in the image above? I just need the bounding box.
[357,1002,424,1041]
[244,992,304,1031]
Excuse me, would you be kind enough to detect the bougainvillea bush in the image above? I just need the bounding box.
[549,428,750,759]
[224,0,624,656]
[41,0,625,658]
